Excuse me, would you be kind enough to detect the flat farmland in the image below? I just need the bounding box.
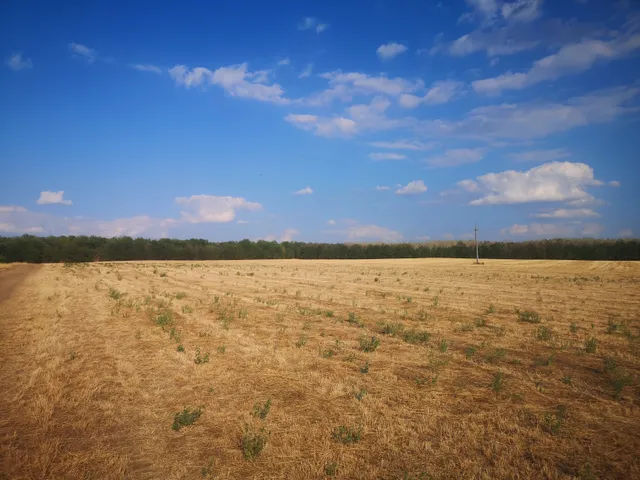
[1,259,639,479]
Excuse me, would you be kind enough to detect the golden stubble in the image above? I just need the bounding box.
[0,259,638,479]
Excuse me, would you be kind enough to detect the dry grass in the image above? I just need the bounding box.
[1,259,639,479]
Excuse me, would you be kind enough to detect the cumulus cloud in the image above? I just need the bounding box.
[130,64,162,74]
[175,195,262,223]
[376,42,408,60]
[473,35,640,94]
[534,208,600,218]
[507,148,572,162]
[424,148,484,167]
[298,63,313,78]
[69,43,97,63]
[466,161,603,205]
[169,63,288,105]
[457,179,481,192]
[369,139,435,151]
[345,224,402,242]
[369,152,406,161]
[399,81,463,108]
[298,17,329,33]
[37,191,72,206]
[396,180,427,195]
[6,53,32,71]
[294,186,313,195]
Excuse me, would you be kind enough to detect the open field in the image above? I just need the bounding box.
[1,259,639,479]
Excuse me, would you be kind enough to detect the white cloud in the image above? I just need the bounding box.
[369,139,435,151]
[294,186,313,195]
[345,224,403,242]
[169,63,288,105]
[420,86,639,141]
[501,0,543,23]
[376,42,408,60]
[534,208,600,218]
[619,229,633,238]
[416,235,431,241]
[130,64,162,74]
[278,58,291,66]
[457,179,480,192]
[507,148,571,162]
[396,180,427,195]
[319,71,423,97]
[69,43,97,63]
[399,81,463,108]
[236,219,249,224]
[298,63,313,78]
[424,148,484,167]
[327,219,336,225]
[608,180,621,187]
[500,222,577,237]
[285,114,358,137]
[298,17,328,33]
[473,35,640,94]
[582,223,604,236]
[369,152,406,161]
[6,53,32,71]
[501,224,529,235]
[175,195,262,223]
[466,162,605,205]
[477,162,601,205]
[375,186,390,191]
[0,205,27,213]
[280,228,299,241]
[37,191,72,206]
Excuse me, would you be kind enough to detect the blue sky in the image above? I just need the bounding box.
[1,0,639,243]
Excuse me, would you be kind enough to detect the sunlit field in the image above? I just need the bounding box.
[1,259,639,479]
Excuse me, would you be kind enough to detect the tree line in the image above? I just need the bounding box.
[0,235,638,263]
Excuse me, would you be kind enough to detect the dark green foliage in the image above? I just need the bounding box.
[332,425,362,444]
[518,310,540,323]
[252,399,271,420]
[241,425,268,460]
[155,311,174,328]
[2,235,638,264]
[176,344,185,353]
[536,326,553,341]
[402,329,431,344]
[585,337,598,353]
[194,347,210,364]
[172,407,203,431]
[359,336,380,352]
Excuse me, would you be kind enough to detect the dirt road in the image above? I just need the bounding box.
[0,264,40,303]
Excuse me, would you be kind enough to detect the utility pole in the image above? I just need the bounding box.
[474,224,480,264]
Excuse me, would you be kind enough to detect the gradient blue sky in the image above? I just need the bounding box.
[1,0,639,242]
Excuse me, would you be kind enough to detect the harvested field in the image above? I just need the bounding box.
[1,259,639,479]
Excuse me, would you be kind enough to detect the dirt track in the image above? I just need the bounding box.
[0,265,40,303]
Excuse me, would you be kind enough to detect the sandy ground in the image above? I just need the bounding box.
[0,259,638,479]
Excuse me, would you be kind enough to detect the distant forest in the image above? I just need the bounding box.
[0,235,638,263]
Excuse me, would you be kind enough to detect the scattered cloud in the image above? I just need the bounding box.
[37,191,72,206]
[501,223,529,235]
[294,186,313,195]
[534,208,600,218]
[369,152,406,161]
[420,86,639,141]
[375,186,391,191]
[298,17,329,33]
[473,35,640,94]
[619,229,633,238]
[175,195,262,223]
[582,223,604,236]
[298,63,313,78]
[396,180,427,195]
[130,64,162,74]
[278,58,291,66]
[280,228,300,241]
[6,53,32,71]
[424,148,484,167]
[318,71,423,98]
[327,219,336,225]
[285,113,358,137]
[466,161,605,205]
[169,63,288,105]
[236,219,249,224]
[345,224,403,242]
[500,222,576,237]
[457,179,481,192]
[69,43,97,63]
[369,139,435,151]
[376,42,408,60]
[399,80,463,108]
[0,206,27,213]
[608,180,621,187]
[501,0,544,23]
[507,148,572,162]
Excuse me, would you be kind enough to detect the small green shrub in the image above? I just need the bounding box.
[324,462,338,476]
[332,425,362,444]
[570,322,578,333]
[359,336,380,352]
[108,287,122,300]
[380,322,403,336]
[354,389,367,401]
[486,348,506,364]
[487,304,495,314]
[295,336,308,348]
[475,317,486,327]
[465,346,477,359]
[155,311,174,329]
[402,329,431,345]
[175,291,187,300]
[182,305,193,314]
[241,425,269,460]
[194,347,210,364]
[360,361,369,374]
[492,371,505,392]
[536,326,553,341]
[438,338,448,353]
[172,407,203,431]
[519,310,540,323]
[177,344,185,353]
[585,337,598,354]
[542,405,566,435]
[252,399,271,420]
[217,345,226,354]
